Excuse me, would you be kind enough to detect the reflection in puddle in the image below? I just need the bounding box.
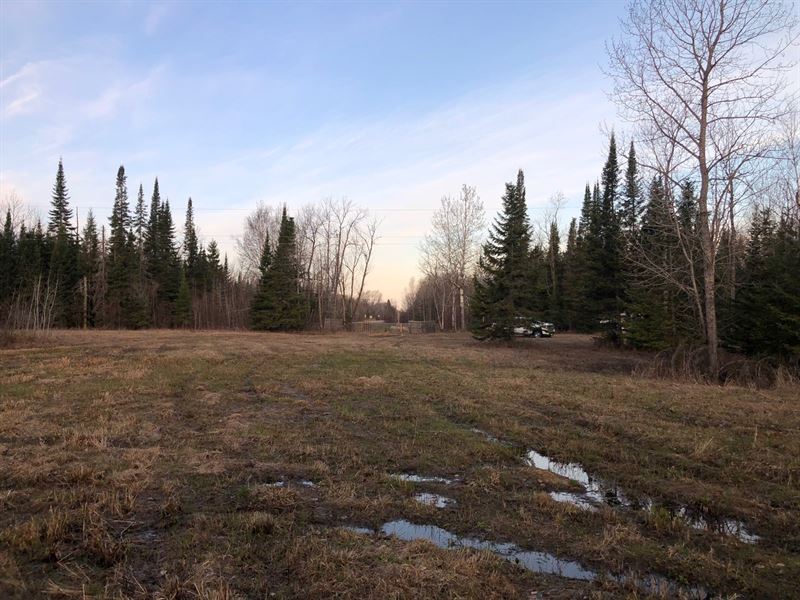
[392,473,456,485]
[548,492,598,512]
[413,492,456,508]
[522,448,759,544]
[357,520,707,598]
[380,520,596,581]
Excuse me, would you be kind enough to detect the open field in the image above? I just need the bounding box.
[1,331,798,599]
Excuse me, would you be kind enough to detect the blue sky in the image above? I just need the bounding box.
[1,0,625,302]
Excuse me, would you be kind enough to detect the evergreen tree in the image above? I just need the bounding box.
[107,166,138,327]
[183,197,199,287]
[627,177,677,350]
[471,170,531,339]
[258,232,272,277]
[598,133,623,320]
[206,239,223,287]
[144,178,161,272]
[545,221,563,326]
[620,141,642,237]
[251,208,307,330]
[727,207,800,358]
[561,218,580,330]
[156,199,182,323]
[80,211,101,326]
[0,209,17,304]
[48,159,74,235]
[134,183,147,255]
[47,162,81,326]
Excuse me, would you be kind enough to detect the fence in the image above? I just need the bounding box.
[349,320,437,334]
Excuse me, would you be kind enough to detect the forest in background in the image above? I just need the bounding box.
[1,0,798,374]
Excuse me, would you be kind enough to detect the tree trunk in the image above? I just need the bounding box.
[698,76,718,376]
[459,287,465,332]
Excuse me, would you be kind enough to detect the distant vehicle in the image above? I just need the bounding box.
[512,317,555,338]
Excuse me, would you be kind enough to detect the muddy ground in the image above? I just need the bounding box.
[1,331,798,598]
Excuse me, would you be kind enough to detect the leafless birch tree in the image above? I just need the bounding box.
[419,185,484,330]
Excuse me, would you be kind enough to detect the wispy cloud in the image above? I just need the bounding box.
[144,3,171,36]
[3,90,40,117]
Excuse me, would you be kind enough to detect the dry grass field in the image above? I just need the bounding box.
[1,331,798,599]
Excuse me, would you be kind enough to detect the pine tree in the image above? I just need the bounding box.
[156,199,182,323]
[144,178,161,273]
[471,170,532,339]
[134,183,147,256]
[545,221,563,326]
[0,209,17,304]
[727,207,799,358]
[561,218,580,330]
[47,161,81,326]
[80,210,101,326]
[598,133,623,321]
[48,159,74,235]
[183,197,199,287]
[107,166,138,327]
[625,177,680,349]
[251,208,307,330]
[620,141,642,237]
[206,239,222,286]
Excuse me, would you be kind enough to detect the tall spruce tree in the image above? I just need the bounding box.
[727,207,800,358]
[107,166,138,327]
[561,218,580,330]
[79,211,101,327]
[471,170,531,339]
[48,159,74,235]
[251,208,306,330]
[47,161,81,326]
[183,197,199,288]
[623,176,699,349]
[598,133,623,320]
[0,209,16,304]
[545,221,563,326]
[134,183,147,255]
[620,141,642,237]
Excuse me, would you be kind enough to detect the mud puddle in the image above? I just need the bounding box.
[470,429,760,544]
[344,520,707,598]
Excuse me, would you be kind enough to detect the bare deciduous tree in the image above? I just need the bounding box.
[607,0,797,373]
[419,185,484,330]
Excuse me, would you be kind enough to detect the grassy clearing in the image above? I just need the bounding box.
[1,330,798,598]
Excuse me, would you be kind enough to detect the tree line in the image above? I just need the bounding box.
[469,135,799,363]
[1,161,252,330]
[0,162,383,332]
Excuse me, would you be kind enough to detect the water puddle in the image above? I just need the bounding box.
[413,493,456,508]
[381,520,596,581]
[391,473,456,485]
[347,520,707,597]
[548,492,598,512]
[520,447,759,544]
[468,428,759,544]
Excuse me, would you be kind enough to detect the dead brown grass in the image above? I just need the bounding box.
[0,330,797,598]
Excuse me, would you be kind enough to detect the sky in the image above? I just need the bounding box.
[1,0,626,303]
